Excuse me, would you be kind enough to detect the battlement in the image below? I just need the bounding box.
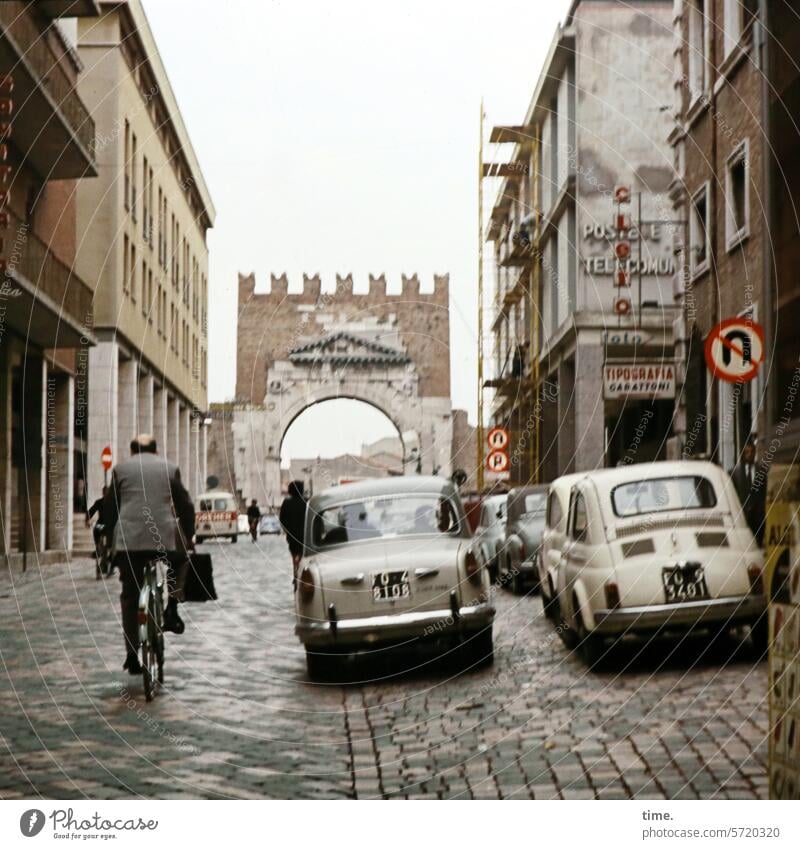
[238,272,449,302]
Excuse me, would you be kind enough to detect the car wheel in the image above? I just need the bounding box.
[750,616,768,657]
[305,649,335,680]
[461,628,494,669]
[574,606,605,669]
[543,579,559,621]
[230,534,238,543]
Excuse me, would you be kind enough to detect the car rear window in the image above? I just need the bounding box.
[524,493,546,514]
[312,494,460,547]
[199,498,231,512]
[611,476,717,518]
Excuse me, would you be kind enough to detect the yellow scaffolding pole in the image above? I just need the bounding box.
[477,100,485,492]
[529,126,541,485]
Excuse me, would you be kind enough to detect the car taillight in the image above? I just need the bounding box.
[230,511,237,521]
[604,582,621,610]
[465,549,481,584]
[747,564,764,595]
[519,541,525,560]
[298,566,315,602]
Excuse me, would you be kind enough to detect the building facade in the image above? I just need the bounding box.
[0,1,99,568]
[74,0,215,505]
[487,0,676,484]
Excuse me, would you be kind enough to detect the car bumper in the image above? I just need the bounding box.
[296,601,495,648]
[592,594,766,635]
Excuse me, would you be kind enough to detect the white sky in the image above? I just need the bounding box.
[142,0,567,459]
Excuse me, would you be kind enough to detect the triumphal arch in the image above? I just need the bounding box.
[231,272,453,507]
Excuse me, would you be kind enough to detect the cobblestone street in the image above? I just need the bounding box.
[0,539,769,800]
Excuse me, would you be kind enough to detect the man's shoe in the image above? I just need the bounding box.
[163,601,185,635]
[123,654,142,675]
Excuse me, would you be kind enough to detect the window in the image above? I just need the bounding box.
[724,0,758,57]
[688,0,709,101]
[147,268,154,322]
[142,157,149,240]
[726,141,750,249]
[129,243,137,302]
[690,183,711,277]
[131,133,138,222]
[546,491,562,530]
[141,259,147,316]
[157,284,163,335]
[611,476,717,518]
[571,492,588,541]
[123,120,130,211]
[122,235,129,292]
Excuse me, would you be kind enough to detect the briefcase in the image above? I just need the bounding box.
[183,553,218,602]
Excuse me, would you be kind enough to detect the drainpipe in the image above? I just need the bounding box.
[758,0,774,442]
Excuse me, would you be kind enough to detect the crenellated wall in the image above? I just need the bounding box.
[236,273,451,404]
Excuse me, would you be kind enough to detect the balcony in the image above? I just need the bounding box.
[0,1,96,179]
[3,210,95,349]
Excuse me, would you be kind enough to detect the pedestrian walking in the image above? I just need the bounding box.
[279,480,307,583]
[730,436,766,547]
[103,434,195,675]
[247,499,261,542]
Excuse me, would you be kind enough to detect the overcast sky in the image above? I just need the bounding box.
[143,0,567,459]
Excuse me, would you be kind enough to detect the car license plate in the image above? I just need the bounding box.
[372,570,410,602]
[662,564,709,603]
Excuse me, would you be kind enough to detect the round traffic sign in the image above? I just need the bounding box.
[486,449,510,473]
[704,317,765,383]
[486,426,509,451]
[101,445,113,471]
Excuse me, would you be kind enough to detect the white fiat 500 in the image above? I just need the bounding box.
[294,477,494,678]
[552,461,767,666]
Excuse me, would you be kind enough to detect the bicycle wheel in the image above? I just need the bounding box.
[155,586,165,685]
[142,582,160,701]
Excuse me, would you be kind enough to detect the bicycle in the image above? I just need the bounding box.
[93,524,112,580]
[138,557,166,701]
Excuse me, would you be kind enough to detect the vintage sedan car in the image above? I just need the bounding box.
[294,476,495,677]
[499,485,548,593]
[537,473,583,618]
[552,461,767,666]
[473,494,507,580]
[259,514,281,535]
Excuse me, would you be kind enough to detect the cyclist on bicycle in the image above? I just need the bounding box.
[103,434,195,675]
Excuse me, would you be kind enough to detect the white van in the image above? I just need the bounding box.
[196,491,239,543]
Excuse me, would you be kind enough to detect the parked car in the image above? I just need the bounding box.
[473,494,508,580]
[196,491,239,543]
[537,473,583,619]
[294,476,495,678]
[259,513,281,535]
[499,485,548,593]
[551,461,766,666]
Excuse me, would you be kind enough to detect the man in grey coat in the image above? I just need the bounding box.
[103,434,195,674]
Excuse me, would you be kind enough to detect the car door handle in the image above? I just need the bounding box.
[340,573,365,585]
[414,567,439,578]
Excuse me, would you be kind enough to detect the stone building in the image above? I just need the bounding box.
[487,0,676,483]
[222,272,454,507]
[0,1,99,568]
[74,0,215,505]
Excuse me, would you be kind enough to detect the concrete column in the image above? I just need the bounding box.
[180,404,191,481]
[29,357,47,554]
[0,344,10,557]
[557,358,576,476]
[118,356,138,465]
[137,371,154,435]
[167,396,180,465]
[153,384,168,458]
[87,340,118,503]
[45,372,73,552]
[189,416,200,498]
[574,344,606,472]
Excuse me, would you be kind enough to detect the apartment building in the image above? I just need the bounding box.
[486,0,675,484]
[74,0,215,504]
[0,1,99,568]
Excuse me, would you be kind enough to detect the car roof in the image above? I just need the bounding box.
[310,475,457,511]
[198,490,235,499]
[569,460,725,490]
[508,485,548,499]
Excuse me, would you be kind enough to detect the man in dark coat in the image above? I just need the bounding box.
[279,480,307,582]
[246,499,261,542]
[103,434,195,674]
[731,437,766,546]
